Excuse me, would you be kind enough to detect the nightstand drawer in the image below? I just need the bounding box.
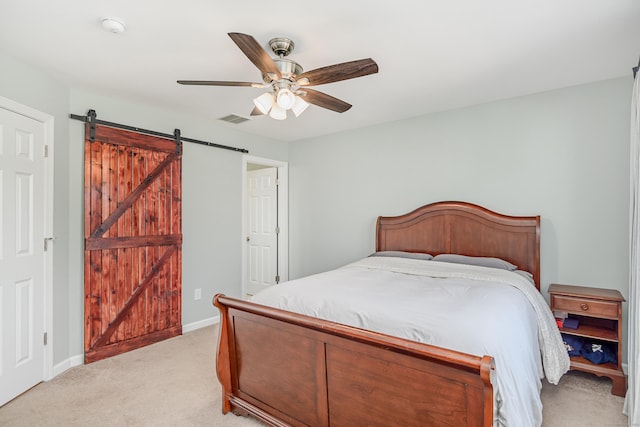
[551,295,618,318]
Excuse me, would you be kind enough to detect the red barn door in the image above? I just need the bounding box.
[83,123,182,363]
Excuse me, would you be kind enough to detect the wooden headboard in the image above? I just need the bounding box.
[376,201,541,289]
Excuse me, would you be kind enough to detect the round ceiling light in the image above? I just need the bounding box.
[101,18,126,34]
[276,88,296,110]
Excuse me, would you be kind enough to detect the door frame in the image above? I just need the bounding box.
[241,155,288,298]
[0,95,54,381]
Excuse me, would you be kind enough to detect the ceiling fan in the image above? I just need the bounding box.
[177,32,379,120]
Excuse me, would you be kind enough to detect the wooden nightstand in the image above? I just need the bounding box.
[548,283,626,397]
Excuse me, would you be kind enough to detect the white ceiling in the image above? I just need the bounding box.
[1,1,639,142]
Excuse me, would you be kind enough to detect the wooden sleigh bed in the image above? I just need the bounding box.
[213,201,540,426]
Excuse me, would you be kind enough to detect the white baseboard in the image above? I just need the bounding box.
[182,315,220,333]
[52,354,84,378]
[49,317,219,380]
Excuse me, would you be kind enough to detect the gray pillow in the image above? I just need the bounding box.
[370,251,433,260]
[432,254,517,271]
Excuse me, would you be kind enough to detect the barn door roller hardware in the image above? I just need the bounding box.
[70,109,248,154]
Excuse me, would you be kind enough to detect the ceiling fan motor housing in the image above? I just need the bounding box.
[263,58,303,83]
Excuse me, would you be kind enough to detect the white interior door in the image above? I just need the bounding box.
[246,167,278,296]
[0,105,46,406]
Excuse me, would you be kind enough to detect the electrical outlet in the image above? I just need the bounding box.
[194,288,202,301]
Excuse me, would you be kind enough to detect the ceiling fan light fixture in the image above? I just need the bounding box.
[276,88,296,110]
[253,92,274,115]
[269,103,287,120]
[291,96,310,117]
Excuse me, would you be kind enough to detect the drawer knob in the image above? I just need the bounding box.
[580,303,589,311]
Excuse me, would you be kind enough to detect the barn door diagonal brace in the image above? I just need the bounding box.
[70,109,248,153]
[89,152,179,238]
[88,244,179,351]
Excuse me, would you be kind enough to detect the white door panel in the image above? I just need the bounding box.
[246,168,278,296]
[0,106,46,406]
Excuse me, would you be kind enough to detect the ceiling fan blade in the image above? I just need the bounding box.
[250,106,264,116]
[177,80,264,87]
[228,32,281,79]
[300,89,352,113]
[297,58,378,86]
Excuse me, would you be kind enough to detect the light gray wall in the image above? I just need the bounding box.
[1,48,633,368]
[289,77,632,360]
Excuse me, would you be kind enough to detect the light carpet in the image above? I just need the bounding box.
[0,325,628,426]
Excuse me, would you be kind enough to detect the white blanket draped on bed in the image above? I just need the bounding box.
[249,257,570,427]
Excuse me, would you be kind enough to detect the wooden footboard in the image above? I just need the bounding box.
[214,294,495,427]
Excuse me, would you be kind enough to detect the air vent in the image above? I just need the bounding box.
[218,114,250,124]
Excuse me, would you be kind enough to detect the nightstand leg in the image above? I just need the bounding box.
[611,373,627,397]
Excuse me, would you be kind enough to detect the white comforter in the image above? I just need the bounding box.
[249,257,570,427]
